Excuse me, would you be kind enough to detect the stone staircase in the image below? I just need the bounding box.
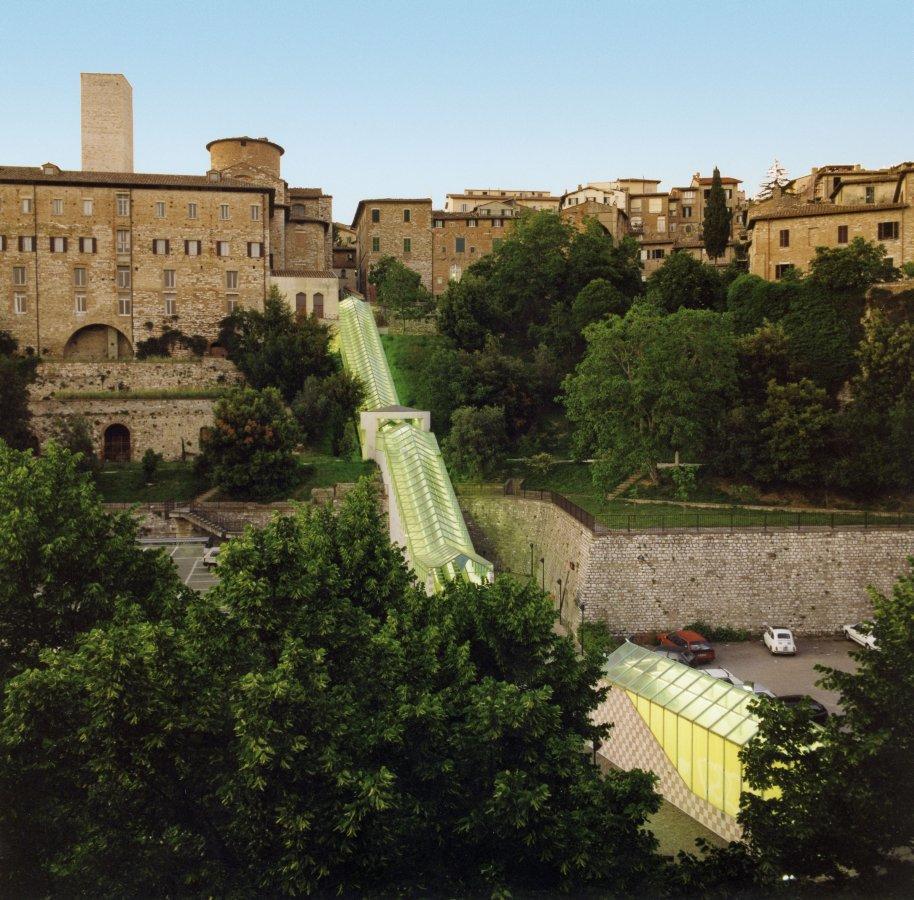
[606,470,643,501]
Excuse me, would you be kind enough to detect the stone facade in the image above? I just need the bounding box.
[431,210,517,295]
[351,199,433,294]
[460,494,914,635]
[333,245,358,295]
[271,272,340,320]
[81,73,133,173]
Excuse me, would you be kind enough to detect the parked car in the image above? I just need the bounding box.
[777,694,830,726]
[763,625,797,655]
[202,546,221,568]
[704,667,777,698]
[843,621,879,651]
[652,647,697,667]
[658,630,715,663]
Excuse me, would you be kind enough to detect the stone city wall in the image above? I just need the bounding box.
[459,495,914,635]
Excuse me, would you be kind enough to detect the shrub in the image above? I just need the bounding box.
[141,448,162,483]
[685,620,751,642]
[49,415,99,477]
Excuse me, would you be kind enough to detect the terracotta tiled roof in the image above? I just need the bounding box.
[0,165,272,194]
[694,176,741,185]
[272,269,337,278]
[749,199,908,223]
[205,136,285,155]
[289,187,328,198]
[351,198,432,227]
[431,210,517,220]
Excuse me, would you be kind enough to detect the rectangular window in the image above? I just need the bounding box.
[648,198,663,214]
[188,202,198,219]
[877,221,899,240]
[455,237,465,253]
[82,199,93,216]
[155,201,166,218]
[219,204,230,220]
[403,238,411,253]
[74,267,87,287]
[153,238,169,255]
[837,225,848,244]
[75,294,87,314]
[216,241,230,257]
[163,269,176,289]
[403,208,411,223]
[164,294,177,316]
[779,229,790,247]
[117,194,130,216]
[20,198,33,214]
[775,263,794,279]
[118,296,131,316]
[433,219,444,228]
[250,204,260,221]
[79,236,97,253]
[14,293,26,314]
[13,266,26,285]
[682,205,693,218]
[630,198,642,212]
[865,186,875,204]
[493,218,503,228]
[247,242,263,258]
[225,295,238,313]
[185,239,201,256]
[657,216,666,232]
[18,236,35,252]
[226,270,239,290]
[116,266,131,289]
[116,229,130,253]
[0,236,4,251]
[371,237,380,252]
[649,248,666,259]
[468,219,477,228]
[50,237,67,253]
[371,208,380,223]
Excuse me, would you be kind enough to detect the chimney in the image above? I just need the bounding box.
[81,73,133,173]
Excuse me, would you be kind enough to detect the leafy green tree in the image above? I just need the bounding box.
[369,255,434,327]
[141,447,162,482]
[219,286,336,401]
[547,277,630,360]
[292,370,365,454]
[436,268,497,351]
[564,218,642,300]
[702,167,731,261]
[442,404,507,479]
[725,273,794,334]
[740,563,914,886]
[198,386,299,497]
[808,237,888,294]
[563,303,738,485]
[0,331,38,451]
[49,414,100,477]
[646,251,726,312]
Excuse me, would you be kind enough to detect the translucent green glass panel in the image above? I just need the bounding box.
[724,741,742,816]
[707,733,725,810]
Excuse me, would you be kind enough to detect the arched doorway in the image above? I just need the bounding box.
[103,424,131,462]
[295,292,307,315]
[64,324,133,360]
[312,292,324,319]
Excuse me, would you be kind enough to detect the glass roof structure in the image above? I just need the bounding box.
[603,642,760,746]
[337,297,493,591]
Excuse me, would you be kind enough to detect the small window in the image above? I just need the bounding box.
[13,266,26,286]
[50,237,67,253]
[682,205,693,218]
[153,238,169,255]
[250,204,260,221]
[185,240,201,256]
[468,219,477,228]
[14,293,26,314]
[219,204,230,220]
[877,221,899,240]
[116,194,130,216]
[116,266,131,289]
[371,237,380,252]
[779,229,790,248]
[118,296,131,316]
[493,219,503,228]
[116,229,131,253]
[216,241,230,257]
[74,267,87,287]
[155,201,166,218]
[865,186,875,204]
[79,237,97,253]
[455,237,465,253]
[226,270,239,290]
[433,219,444,228]
[247,241,263,258]
[82,199,93,216]
[403,208,411,223]
[18,236,35,252]
[775,263,794,279]
[20,198,33,214]
[225,295,238,313]
[371,208,380,223]
[837,225,848,244]
[164,294,177,316]
[163,269,176,289]
[403,238,411,254]
[75,294,87,314]
[188,202,198,220]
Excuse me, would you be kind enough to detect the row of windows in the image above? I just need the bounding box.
[370,208,412,224]
[11,294,243,316]
[369,236,504,255]
[12,196,261,221]
[0,236,263,257]
[777,221,900,248]
[432,219,506,229]
[10,266,243,291]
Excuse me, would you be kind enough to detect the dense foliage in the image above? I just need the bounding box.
[0,330,38,451]
[48,413,100,476]
[702,166,731,260]
[368,255,434,325]
[291,370,365,455]
[441,404,507,478]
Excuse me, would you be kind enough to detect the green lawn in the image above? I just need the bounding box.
[287,453,377,500]
[379,333,442,407]
[96,461,204,503]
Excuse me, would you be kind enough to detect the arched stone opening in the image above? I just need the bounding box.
[312,292,324,319]
[103,423,131,462]
[295,292,307,315]
[63,324,133,360]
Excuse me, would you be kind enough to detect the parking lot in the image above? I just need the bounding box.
[711,638,859,713]
[141,539,219,593]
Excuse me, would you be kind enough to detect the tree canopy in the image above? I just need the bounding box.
[368,255,434,326]
[0,331,38,451]
[702,167,731,260]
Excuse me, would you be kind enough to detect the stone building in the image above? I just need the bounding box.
[443,188,559,213]
[430,208,518,295]
[333,245,358,295]
[559,198,630,244]
[747,162,914,280]
[351,199,433,296]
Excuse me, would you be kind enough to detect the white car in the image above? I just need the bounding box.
[843,621,879,651]
[763,625,796,655]
[705,667,776,698]
[202,546,221,568]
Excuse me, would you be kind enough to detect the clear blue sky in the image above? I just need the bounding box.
[2,0,912,223]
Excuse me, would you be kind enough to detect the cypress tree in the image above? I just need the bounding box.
[703,166,731,261]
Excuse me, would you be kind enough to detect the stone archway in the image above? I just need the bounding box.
[312,292,324,319]
[103,423,131,462]
[295,292,307,315]
[64,324,133,360]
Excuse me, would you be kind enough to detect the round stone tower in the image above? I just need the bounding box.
[206,136,284,178]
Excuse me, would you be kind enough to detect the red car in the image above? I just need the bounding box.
[658,630,715,663]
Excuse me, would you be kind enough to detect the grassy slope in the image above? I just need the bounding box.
[379,333,442,407]
[96,461,203,503]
